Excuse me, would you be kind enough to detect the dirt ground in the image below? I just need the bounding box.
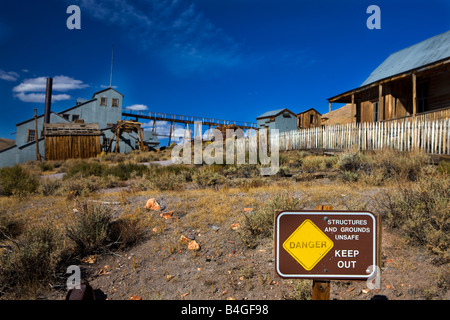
[38,178,449,301]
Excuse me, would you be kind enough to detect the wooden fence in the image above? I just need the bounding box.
[274,118,450,155]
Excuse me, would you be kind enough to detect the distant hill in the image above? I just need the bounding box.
[0,138,15,151]
[321,103,354,125]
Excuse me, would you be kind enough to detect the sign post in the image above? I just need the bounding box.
[274,205,381,300]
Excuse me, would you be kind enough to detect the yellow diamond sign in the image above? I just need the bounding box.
[282,219,334,271]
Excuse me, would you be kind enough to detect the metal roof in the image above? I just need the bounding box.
[256,108,297,119]
[361,30,450,86]
[256,109,285,119]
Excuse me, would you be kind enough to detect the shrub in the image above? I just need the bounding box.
[0,209,24,240]
[366,150,428,182]
[108,209,148,249]
[104,163,148,180]
[193,168,227,188]
[38,178,63,196]
[63,160,149,181]
[377,172,449,260]
[147,170,188,191]
[438,160,450,174]
[66,201,113,254]
[302,156,337,172]
[338,149,429,185]
[290,280,312,300]
[59,175,102,198]
[337,151,363,173]
[0,165,39,197]
[64,161,105,178]
[1,224,61,290]
[38,161,54,172]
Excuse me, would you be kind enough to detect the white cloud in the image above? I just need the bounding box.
[14,92,71,103]
[13,75,88,103]
[125,104,148,111]
[13,75,88,93]
[0,69,19,81]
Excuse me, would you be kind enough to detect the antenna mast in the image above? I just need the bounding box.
[110,45,114,88]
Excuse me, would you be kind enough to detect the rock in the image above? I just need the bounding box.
[180,234,192,244]
[243,208,253,212]
[166,274,175,281]
[211,225,220,231]
[188,240,201,251]
[145,198,161,211]
[231,223,241,231]
[81,255,97,264]
[160,210,174,219]
[130,295,142,300]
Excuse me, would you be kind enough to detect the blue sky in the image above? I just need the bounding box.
[0,0,449,142]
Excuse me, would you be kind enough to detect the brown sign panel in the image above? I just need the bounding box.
[274,211,380,280]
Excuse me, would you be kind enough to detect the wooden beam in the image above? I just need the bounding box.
[328,101,331,114]
[351,94,355,124]
[412,72,417,119]
[312,205,333,300]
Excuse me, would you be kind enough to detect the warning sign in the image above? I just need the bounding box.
[274,211,380,280]
[282,219,333,271]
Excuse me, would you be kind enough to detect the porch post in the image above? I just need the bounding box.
[351,94,355,124]
[378,83,383,121]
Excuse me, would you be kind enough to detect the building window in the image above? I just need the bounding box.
[27,129,36,142]
[72,114,80,121]
[62,114,70,121]
[372,102,379,122]
[112,98,119,107]
[310,114,314,124]
[100,97,107,106]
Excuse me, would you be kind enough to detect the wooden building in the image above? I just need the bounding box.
[43,122,103,161]
[297,108,322,129]
[328,30,450,124]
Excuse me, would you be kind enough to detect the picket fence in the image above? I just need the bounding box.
[274,118,450,155]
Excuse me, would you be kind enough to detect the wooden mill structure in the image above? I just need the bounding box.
[43,122,103,161]
[105,120,147,153]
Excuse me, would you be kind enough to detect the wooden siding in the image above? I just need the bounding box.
[297,109,322,129]
[45,135,101,161]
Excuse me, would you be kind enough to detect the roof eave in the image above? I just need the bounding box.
[328,56,450,103]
